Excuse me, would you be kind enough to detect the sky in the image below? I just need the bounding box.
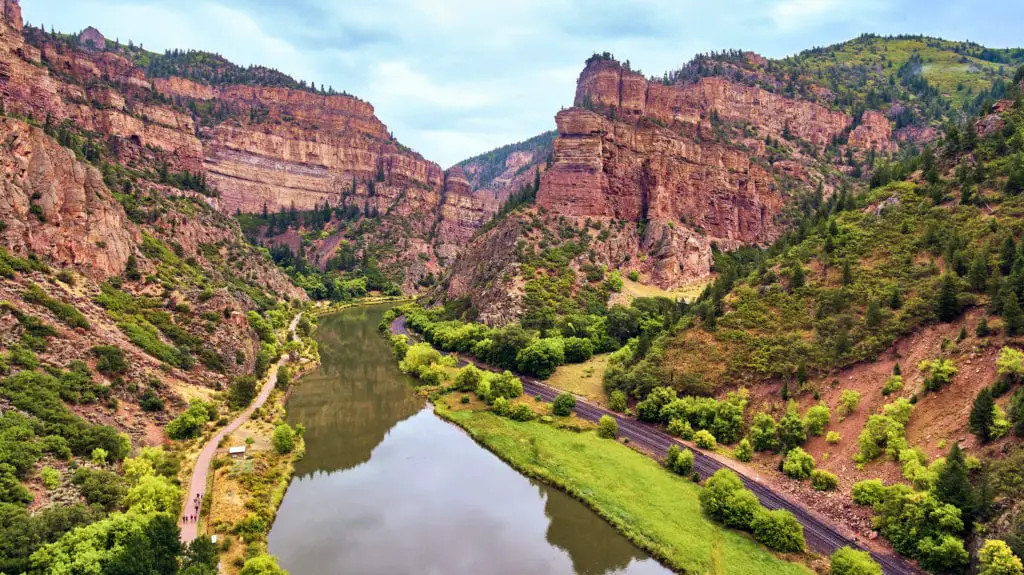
[23,0,1024,167]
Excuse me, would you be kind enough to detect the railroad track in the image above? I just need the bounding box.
[391,317,921,575]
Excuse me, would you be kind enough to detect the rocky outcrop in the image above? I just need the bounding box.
[537,106,782,286]
[434,167,502,261]
[849,110,896,153]
[0,118,135,277]
[576,59,851,146]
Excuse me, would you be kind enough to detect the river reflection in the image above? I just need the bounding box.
[268,304,670,575]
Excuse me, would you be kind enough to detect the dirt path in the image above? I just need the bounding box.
[391,316,922,575]
[179,313,302,543]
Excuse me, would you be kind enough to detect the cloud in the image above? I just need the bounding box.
[21,0,1022,166]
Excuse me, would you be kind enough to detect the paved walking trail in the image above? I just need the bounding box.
[179,313,302,543]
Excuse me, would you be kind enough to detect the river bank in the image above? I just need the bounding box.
[433,394,813,575]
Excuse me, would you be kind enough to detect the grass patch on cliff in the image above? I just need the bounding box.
[437,402,811,575]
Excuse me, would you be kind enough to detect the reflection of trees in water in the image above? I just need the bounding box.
[540,483,646,575]
[289,306,423,477]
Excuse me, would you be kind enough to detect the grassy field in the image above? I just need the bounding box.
[546,353,610,406]
[438,402,812,575]
[621,278,709,303]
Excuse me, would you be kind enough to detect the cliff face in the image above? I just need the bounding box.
[0,118,135,278]
[0,8,497,286]
[441,57,901,321]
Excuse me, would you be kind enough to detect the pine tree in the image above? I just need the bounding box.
[1001,236,1018,275]
[888,287,903,309]
[969,252,990,292]
[865,300,883,328]
[789,264,805,290]
[1005,293,1024,336]
[936,274,960,322]
[969,387,996,446]
[976,316,991,337]
[841,260,853,285]
[933,443,977,525]
[893,362,901,376]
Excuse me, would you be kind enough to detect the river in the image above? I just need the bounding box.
[267,304,671,575]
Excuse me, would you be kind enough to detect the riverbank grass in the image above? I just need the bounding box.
[438,402,812,575]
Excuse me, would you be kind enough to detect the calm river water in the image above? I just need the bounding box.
[267,304,670,575]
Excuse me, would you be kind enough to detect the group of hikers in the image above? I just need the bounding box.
[182,492,204,525]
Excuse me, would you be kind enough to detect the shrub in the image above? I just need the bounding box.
[488,371,523,400]
[228,375,258,409]
[830,547,882,575]
[552,392,576,416]
[399,343,442,375]
[139,388,164,412]
[667,418,694,439]
[597,415,618,439]
[810,469,839,491]
[92,346,128,377]
[391,334,410,360]
[851,479,887,506]
[750,412,778,451]
[979,539,1024,575]
[722,489,761,530]
[516,338,565,378]
[783,447,815,480]
[837,389,861,418]
[562,337,594,363]
[167,400,214,440]
[826,431,841,444]
[40,466,60,490]
[276,364,291,390]
[750,508,805,553]
[454,365,483,392]
[666,445,695,475]
[735,438,753,462]
[882,375,904,396]
[700,469,744,521]
[694,429,716,449]
[72,467,125,510]
[492,396,510,417]
[919,358,957,392]
[272,424,295,454]
[608,390,627,412]
[507,403,535,422]
[804,403,831,436]
[475,379,491,402]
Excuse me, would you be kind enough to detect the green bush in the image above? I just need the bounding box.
[830,547,882,575]
[608,389,627,412]
[391,334,410,360]
[167,401,214,440]
[507,403,535,422]
[699,468,744,521]
[562,337,594,363]
[810,469,839,491]
[735,438,753,462]
[552,392,576,416]
[851,479,887,506]
[91,346,128,377]
[228,376,258,409]
[667,418,694,439]
[882,375,904,396]
[978,539,1024,575]
[804,403,831,436]
[694,429,716,449]
[487,371,523,400]
[782,447,815,480]
[516,338,565,378]
[454,365,483,392]
[750,508,805,553]
[750,412,778,452]
[72,467,125,510]
[837,389,861,418]
[492,396,510,417]
[597,415,618,439]
[399,342,441,375]
[722,489,761,531]
[826,431,841,444]
[272,424,295,454]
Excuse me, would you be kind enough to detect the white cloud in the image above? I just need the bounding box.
[770,0,841,30]
[369,61,495,109]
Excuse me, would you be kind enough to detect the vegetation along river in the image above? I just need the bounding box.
[267,304,671,575]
